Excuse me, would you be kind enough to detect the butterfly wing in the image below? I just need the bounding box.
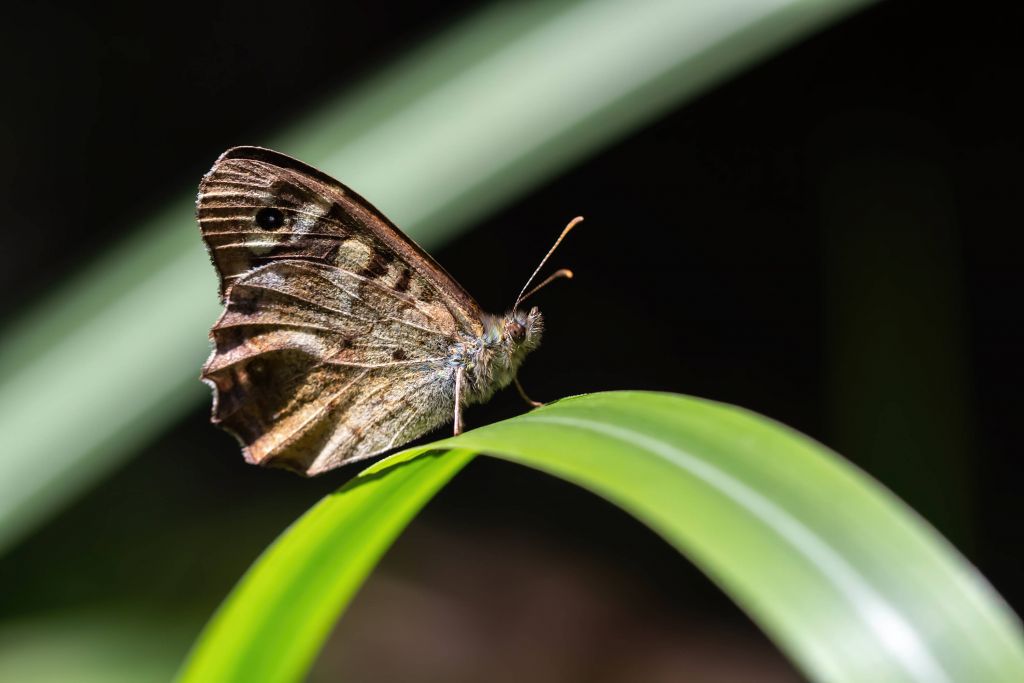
[198,147,482,475]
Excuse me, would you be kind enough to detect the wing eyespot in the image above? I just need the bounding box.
[255,207,286,230]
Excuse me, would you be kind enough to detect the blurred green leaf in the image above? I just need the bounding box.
[0,612,192,683]
[0,0,875,553]
[177,392,1024,683]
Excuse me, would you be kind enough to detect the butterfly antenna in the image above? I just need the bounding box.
[513,216,583,311]
[518,269,573,306]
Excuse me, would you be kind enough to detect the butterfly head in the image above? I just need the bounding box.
[503,305,543,355]
[496,216,582,370]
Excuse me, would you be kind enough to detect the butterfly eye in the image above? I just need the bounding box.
[254,207,285,230]
[505,320,526,342]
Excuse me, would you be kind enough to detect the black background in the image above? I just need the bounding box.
[1,2,1021,680]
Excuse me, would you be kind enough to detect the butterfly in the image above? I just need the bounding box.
[197,146,579,475]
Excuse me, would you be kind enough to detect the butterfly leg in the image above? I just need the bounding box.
[514,376,543,408]
[453,367,465,435]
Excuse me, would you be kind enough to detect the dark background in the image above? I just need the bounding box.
[1,2,1021,680]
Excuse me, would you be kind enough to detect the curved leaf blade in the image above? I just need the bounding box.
[177,449,475,682]
[177,392,1024,683]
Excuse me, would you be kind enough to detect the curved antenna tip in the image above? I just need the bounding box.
[512,216,585,311]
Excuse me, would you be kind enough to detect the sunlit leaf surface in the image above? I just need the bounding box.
[178,392,1024,683]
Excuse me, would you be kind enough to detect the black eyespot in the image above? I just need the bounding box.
[255,207,285,230]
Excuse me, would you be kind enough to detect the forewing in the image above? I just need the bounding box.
[197,146,482,334]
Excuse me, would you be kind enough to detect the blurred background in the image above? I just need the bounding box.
[1,1,1021,680]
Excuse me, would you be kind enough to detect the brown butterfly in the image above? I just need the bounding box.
[197,146,579,475]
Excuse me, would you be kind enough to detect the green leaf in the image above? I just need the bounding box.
[176,392,1024,683]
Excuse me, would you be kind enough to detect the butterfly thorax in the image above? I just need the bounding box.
[454,306,543,405]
